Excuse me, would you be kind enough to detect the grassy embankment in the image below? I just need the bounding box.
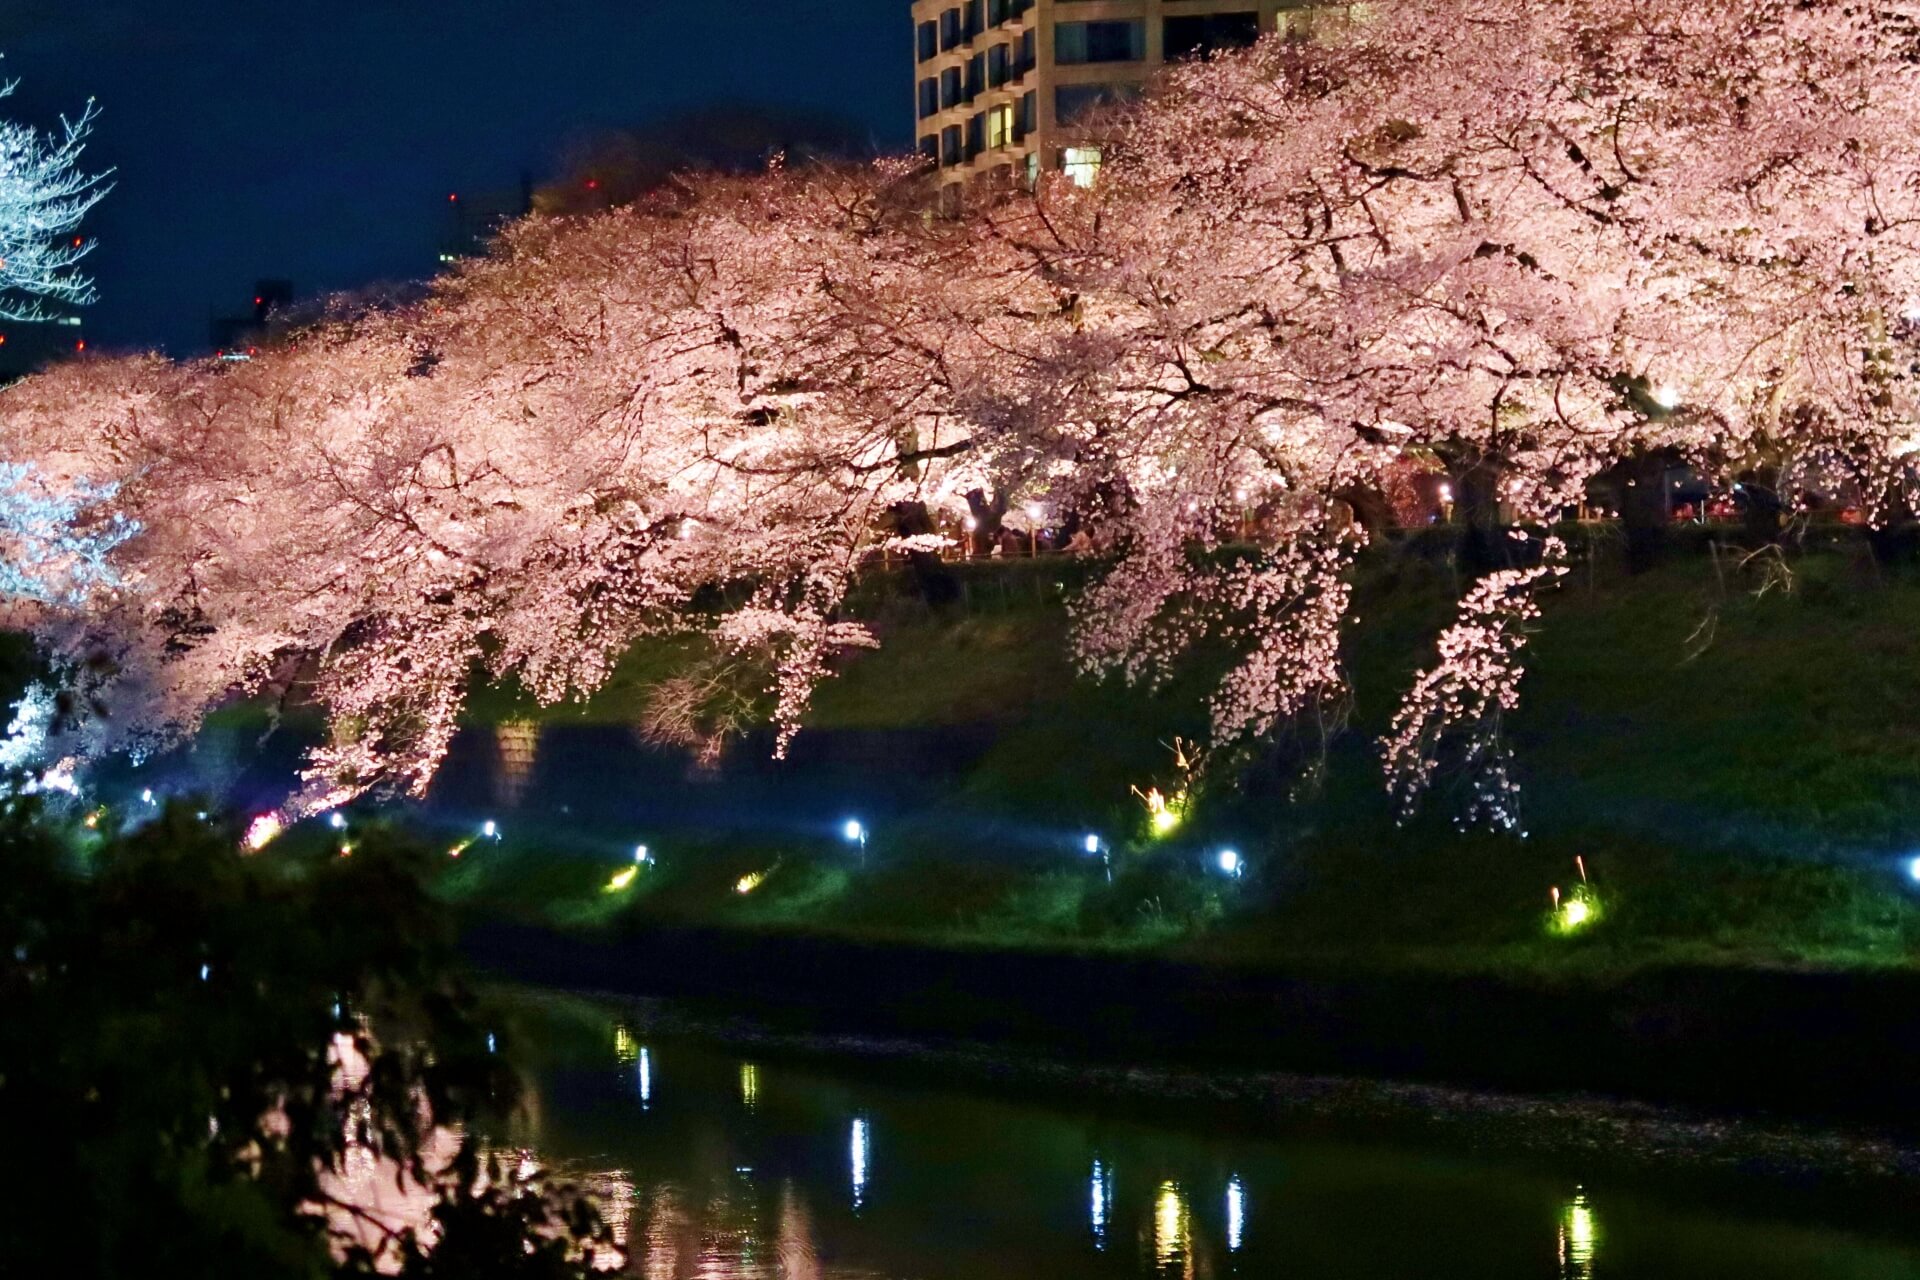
[424,540,1920,979]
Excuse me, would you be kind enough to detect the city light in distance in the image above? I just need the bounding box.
[327,811,346,830]
[1084,832,1101,855]
[1216,848,1243,877]
[634,843,650,864]
[1906,855,1920,885]
[604,866,638,894]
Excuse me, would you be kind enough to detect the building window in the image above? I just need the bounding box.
[941,65,963,109]
[986,102,1015,149]
[918,77,940,119]
[941,124,964,166]
[1026,151,1041,189]
[1163,12,1260,60]
[1062,145,1102,188]
[940,7,962,50]
[1054,20,1145,64]
[988,0,1011,24]
[966,112,986,159]
[966,52,985,99]
[965,0,984,40]
[917,20,938,61]
[988,42,1010,87]
[1020,89,1037,136]
[920,134,940,162]
[1054,83,1134,125]
[1017,27,1036,74]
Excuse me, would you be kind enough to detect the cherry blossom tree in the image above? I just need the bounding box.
[0,162,1052,811]
[989,0,1920,826]
[11,0,1920,832]
[0,69,110,323]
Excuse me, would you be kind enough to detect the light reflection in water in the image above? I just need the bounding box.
[850,1117,870,1211]
[491,718,540,806]
[428,1008,1917,1280]
[776,1182,823,1280]
[1559,1187,1598,1279]
[1226,1174,1245,1253]
[590,1170,634,1250]
[1090,1158,1114,1251]
[637,1045,652,1110]
[1154,1180,1193,1278]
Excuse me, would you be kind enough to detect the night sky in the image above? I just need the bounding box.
[1,1,910,354]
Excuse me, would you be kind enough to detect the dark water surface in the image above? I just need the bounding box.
[500,997,1920,1279]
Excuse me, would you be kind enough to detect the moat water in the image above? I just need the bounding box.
[496,997,1920,1280]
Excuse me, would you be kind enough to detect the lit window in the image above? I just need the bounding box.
[1063,145,1102,188]
[986,103,1015,149]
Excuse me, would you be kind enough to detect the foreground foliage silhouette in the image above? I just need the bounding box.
[0,802,609,1277]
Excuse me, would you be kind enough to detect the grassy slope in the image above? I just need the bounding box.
[440,548,1920,978]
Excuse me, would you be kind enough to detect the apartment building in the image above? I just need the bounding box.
[910,0,1318,191]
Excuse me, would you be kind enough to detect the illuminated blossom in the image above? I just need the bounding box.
[0,76,110,322]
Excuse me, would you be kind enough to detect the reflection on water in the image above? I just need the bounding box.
[486,1005,1920,1280]
[740,1062,759,1110]
[1090,1158,1114,1251]
[1152,1180,1191,1278]
[492,719,540,807]
[1225,1173,1244,1254]
[1560,1188,1599,1280]
[849,1116,869,1212]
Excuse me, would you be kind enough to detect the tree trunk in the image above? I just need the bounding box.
[1333,482,1395,542]
[964,488,1009,557]
[888,501,959,605]
[1735,467,1783,549]
[1618,454,1671,574]
[1452,463,1507,576]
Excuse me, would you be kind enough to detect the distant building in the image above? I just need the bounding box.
[0,312,86,383]
[210,278,295,358]
[911,0,1339,192]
